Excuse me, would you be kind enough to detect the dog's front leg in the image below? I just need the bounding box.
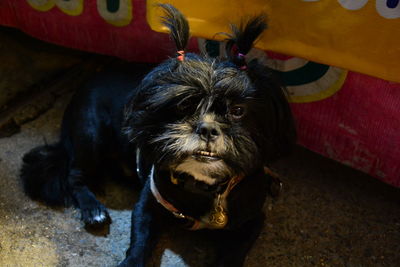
[119,180,160,267]
[215,213,265,267]
[68,168,111,225]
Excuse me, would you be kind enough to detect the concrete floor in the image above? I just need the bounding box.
[0,92,399,267]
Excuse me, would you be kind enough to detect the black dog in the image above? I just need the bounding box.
[20,4,295,266]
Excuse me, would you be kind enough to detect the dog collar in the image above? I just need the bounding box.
[149,166,244,230]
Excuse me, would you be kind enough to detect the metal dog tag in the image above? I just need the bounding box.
[209,205,228,228]
[209,194,228,228]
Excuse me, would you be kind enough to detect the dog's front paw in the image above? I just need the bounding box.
[117,257,144,267]
[117,258,130,267]
[80,202,111,225]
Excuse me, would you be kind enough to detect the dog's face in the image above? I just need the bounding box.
[124,54,295,187]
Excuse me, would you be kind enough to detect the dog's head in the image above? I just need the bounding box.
[124,4,295,187]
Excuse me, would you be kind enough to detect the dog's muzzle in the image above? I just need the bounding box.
[196,121,221,143]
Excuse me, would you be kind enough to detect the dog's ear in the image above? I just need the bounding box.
[159,4,190,61]
[247,62,297,163]
[225,15,267,69]
[225,15,295,162]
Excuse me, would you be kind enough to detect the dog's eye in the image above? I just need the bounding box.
[229,105,245,119]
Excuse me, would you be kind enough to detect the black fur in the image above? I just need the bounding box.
[20,4,295,267]
[225,15,267,68]
[21,143,69,206]
[160,4,189,52]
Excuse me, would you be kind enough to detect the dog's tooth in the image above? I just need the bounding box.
[196,151,219,157]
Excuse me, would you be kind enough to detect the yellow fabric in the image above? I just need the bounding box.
[147,0,400,82]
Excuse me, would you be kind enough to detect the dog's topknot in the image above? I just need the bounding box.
[225,15,267,69]
[159,4,190,58]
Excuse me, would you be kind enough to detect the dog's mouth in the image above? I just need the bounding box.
[192,150,221,162]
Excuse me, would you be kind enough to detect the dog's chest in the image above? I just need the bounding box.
[151,168,268,230]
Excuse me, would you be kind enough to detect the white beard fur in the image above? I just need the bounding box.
[174,157,232,185]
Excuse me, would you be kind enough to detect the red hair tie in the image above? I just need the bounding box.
[177,50,185,61]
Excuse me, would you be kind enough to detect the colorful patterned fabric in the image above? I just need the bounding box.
[0,1,399,187]
[0,0,198,63]
[148,0,400,83]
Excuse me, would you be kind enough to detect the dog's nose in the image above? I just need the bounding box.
[196,122,221,142]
